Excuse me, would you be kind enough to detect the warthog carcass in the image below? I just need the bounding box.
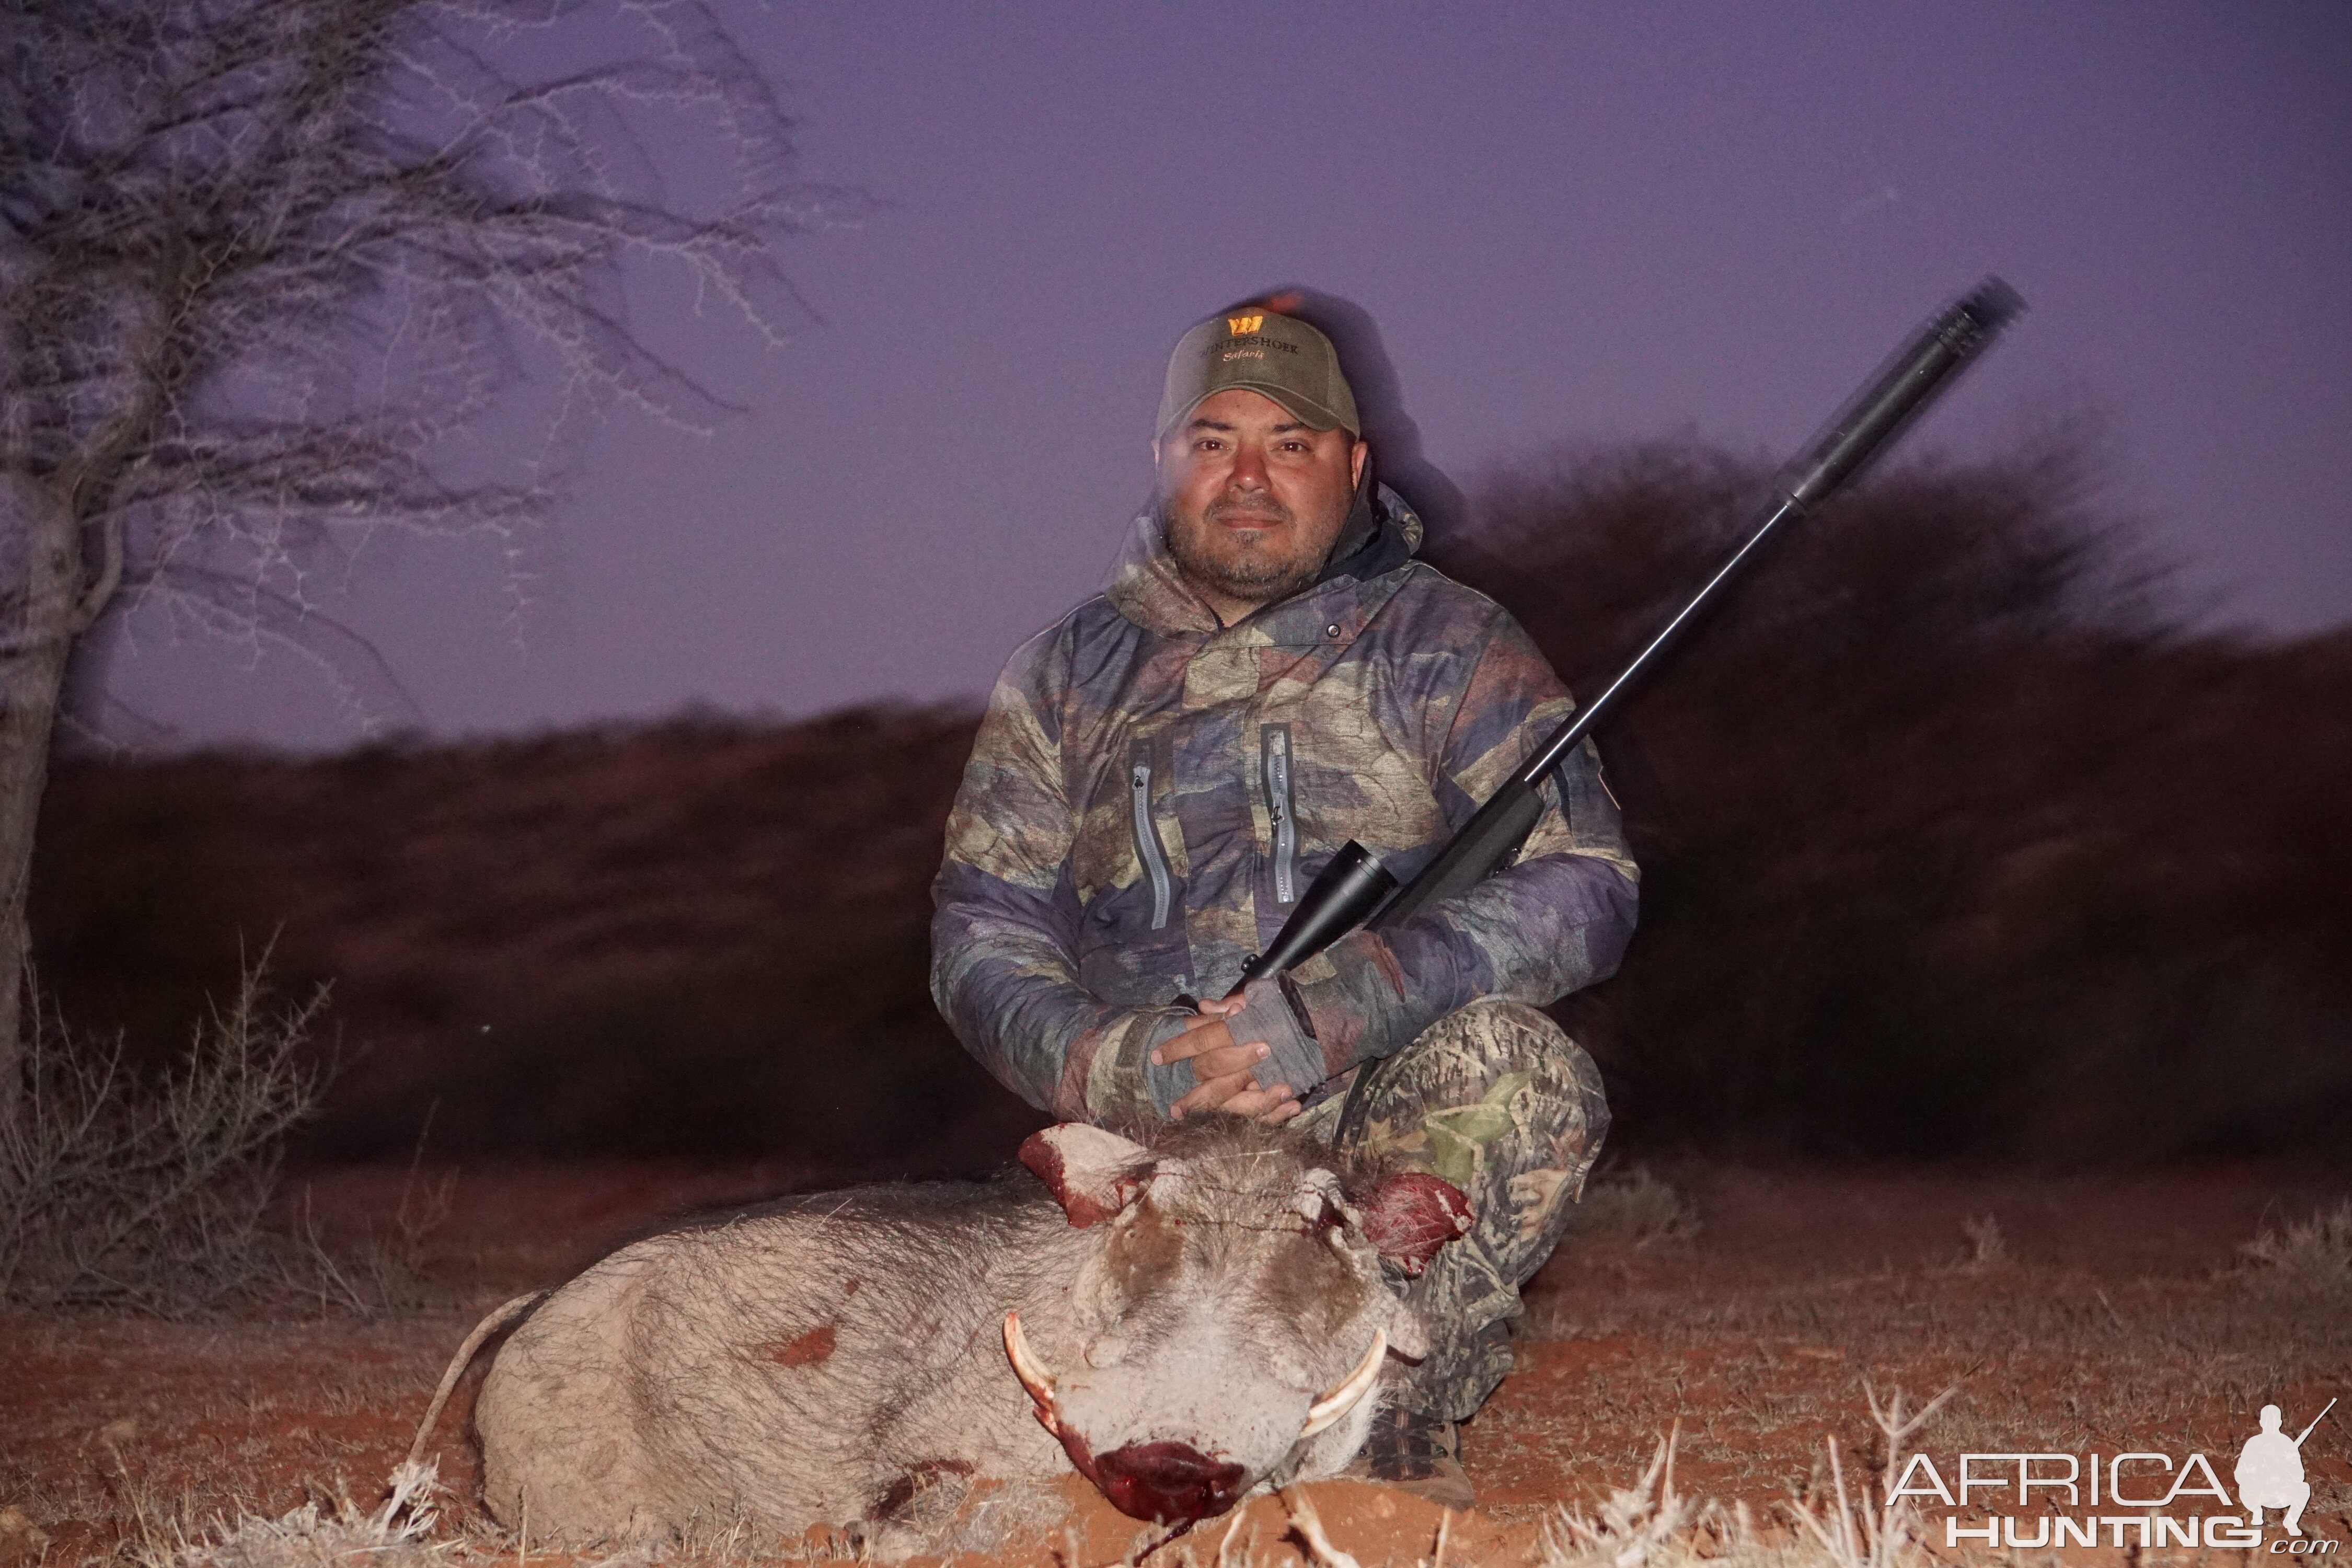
[410,1116,1470,1545]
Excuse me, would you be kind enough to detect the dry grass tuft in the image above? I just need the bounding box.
[1536,1386,1955,1568]
[1539,1429,1712,1567]
[128,1461,450,1568]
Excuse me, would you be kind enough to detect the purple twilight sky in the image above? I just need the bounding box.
[90,1,2352,751]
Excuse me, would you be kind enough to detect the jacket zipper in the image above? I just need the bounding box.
[1261,723,1297,905]
[1129,741,1173,930]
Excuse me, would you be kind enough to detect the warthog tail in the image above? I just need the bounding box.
[403,1291,547,1471]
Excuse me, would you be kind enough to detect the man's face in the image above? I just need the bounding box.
[1155,388,1368,624]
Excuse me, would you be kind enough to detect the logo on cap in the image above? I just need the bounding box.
[1225,315,1265,336]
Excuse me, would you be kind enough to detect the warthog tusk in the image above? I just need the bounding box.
[1002,1311,1059,1415]
[1298,1329,1386,1439]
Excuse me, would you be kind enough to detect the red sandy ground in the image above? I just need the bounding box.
[3,1159,2346,1567]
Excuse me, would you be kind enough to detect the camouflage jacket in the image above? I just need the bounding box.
[930,486,1638,1128]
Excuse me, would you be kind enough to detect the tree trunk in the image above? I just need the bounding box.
[0,483,83,1126]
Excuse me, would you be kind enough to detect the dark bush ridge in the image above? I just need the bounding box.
[30,443,2352,1166]
[32,705,1046,1172]
[1432,440,2352,1163]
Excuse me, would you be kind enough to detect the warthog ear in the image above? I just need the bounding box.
[1020,1125,1154,1228]
[1358,1172,1471,1276]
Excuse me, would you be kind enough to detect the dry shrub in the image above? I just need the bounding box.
[280,1160,457,1316]
[0,960,327,1311]
[2240,1200,2352,1289]
[1957,1216,2007,1273]
[1567,1163,1700,1248]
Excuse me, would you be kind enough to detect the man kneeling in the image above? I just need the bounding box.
[930,299,1638,1507]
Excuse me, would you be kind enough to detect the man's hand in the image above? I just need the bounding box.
[1150,996,1301,1124]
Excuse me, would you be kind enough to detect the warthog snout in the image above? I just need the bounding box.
[1091,1441,1247,1525]
[1004,1308,1388,1523]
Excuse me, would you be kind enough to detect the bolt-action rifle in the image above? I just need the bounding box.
[1221,280,2026,1100]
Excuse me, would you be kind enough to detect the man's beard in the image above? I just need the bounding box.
[1164,495,1329,610]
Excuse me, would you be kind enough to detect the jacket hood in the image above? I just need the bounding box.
[1104,477,1426,638]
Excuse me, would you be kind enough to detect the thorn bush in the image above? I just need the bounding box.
[0,959,328,1312]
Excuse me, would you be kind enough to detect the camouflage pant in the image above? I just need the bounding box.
[1293,999,1610,1423]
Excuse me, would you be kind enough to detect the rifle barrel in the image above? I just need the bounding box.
[1508,276,2024,794]
[1255,278,2025,962]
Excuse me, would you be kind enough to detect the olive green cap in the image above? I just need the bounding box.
[1155,308,1362,439]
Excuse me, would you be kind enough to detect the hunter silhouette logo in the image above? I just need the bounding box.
[1225,315,1264,335]
[2239,1400,2334,1537]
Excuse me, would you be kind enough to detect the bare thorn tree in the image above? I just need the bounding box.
[0,0,861,1112]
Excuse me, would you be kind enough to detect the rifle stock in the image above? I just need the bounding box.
[1368,783,1544,930]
